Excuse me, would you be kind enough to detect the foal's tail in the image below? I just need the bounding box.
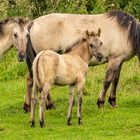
[32,51,44,88]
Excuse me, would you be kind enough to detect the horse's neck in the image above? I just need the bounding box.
[0,24,13,56]
[68,42,91,63]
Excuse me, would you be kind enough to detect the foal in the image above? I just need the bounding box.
[30,29,103,127]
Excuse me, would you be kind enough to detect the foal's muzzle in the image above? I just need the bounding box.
[96,53,103,62]
[18,52,25,62]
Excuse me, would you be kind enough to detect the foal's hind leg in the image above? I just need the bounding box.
[23,73,33,113]
[108,63,122,108]
[67,84,75,125]
[39,84,51,127]
[30,83,38,127]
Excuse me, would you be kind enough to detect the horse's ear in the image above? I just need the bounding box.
[27,21,33,31]
[98,28,101,37]
[85,30,89,38]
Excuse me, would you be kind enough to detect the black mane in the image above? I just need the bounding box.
[107,10,140,61]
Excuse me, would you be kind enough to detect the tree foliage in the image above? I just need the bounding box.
[0,0,140,20]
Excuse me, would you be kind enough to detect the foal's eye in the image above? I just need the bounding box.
[14,33,18,38]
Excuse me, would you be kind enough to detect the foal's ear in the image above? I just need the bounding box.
[97,28,101,37]
[85,30,90,38]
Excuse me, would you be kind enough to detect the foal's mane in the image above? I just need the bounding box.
[65,32,97,53]
[107,10,140,60]
[65,37,86,53]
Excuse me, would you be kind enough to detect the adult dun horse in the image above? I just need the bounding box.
[30,30,103,127]
[0,17,30,61]
[24,10,140,111]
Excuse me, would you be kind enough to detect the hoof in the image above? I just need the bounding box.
[46,103,55,110]
[108,97,118,108]
[30,121,35,128]
[23,103,30,113]
[78,118,82,125]
[67,118,72,126]
[40,121,45,128]
[97,99,105,108]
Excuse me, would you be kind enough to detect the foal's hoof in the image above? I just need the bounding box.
[30,121,35,128]
[46,103,55,110]
[108,97,118,108]
[78,118,82,125]
[40,121,45,128]
[97,99,105,108]
[23,103,30,113]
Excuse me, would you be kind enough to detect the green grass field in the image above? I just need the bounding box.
[0,49,140,140]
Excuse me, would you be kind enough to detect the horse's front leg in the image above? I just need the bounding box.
[108,63,122,108]
[97,58,123,108]
[67,84,75,125]
[23,73,33,112]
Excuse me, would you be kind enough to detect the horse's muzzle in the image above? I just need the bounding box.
[96,53,103,62]
[18,52,25,62]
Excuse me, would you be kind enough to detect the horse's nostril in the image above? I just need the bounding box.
[97,53,103,62]
[18,52,25,62]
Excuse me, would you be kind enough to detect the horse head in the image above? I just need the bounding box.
[12,17,32,62]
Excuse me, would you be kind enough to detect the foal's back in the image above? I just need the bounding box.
[33,50,88,87]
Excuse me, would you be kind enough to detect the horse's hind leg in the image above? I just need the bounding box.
[30,83,38,127]
[108,63,122,108]
[23,73,33,113]
[67,84,75,125]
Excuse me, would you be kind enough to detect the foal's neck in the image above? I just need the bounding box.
[0,23,14,56]
[68,41,91,63]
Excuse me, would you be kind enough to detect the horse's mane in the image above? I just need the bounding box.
[65,37,87,53]
[0,17,30,35]
[107,10,140,61]
[0,18,14,35]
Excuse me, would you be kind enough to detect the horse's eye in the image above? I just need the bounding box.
[14,33,18,38]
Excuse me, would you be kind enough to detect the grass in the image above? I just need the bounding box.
[0,49,140,140]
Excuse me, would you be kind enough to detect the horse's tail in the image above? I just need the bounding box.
[132,23,140,62]
[26,29,36,77]
[33,51,44,88]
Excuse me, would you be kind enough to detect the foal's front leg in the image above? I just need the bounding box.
[67,84,75,125]
[77,78,84,125]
